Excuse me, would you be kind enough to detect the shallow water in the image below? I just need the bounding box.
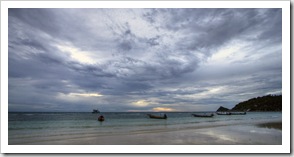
[8,112,282,145]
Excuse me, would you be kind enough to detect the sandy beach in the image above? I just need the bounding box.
[10,119,282,145]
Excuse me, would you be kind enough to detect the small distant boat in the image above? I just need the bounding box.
[230,112,246,115]
[216,112,232,115]
[147,114,167,119]
[92,109,100,113]
[98,115,104,121]
[192,113,214,117]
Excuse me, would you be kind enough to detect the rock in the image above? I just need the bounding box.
[216,106,230,112]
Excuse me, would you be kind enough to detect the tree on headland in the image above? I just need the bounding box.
[231,95,282,111]
[216,95,282,112]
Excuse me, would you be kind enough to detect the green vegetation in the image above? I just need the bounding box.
[216,95,282,112]
[231,95,282,111]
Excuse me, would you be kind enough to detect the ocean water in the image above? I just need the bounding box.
[8,112,282,145]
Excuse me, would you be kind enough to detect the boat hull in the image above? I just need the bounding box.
[192,113,214,117]
[147,114,167,119]
[216,112,232,115]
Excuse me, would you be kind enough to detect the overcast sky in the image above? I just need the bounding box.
[8,8,282,112]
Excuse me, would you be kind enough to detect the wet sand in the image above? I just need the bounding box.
[13,120,281,145]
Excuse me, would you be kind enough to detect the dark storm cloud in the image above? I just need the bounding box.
[9,8,116,53]
[9,9,59,36]
[8,8,282,112]
[144,8,281,54]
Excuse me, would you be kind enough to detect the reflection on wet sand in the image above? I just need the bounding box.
[257,122,282,130]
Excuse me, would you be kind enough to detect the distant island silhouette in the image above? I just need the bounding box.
[217,95,282,112]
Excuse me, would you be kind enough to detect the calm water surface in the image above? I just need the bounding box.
[8,112,282,144]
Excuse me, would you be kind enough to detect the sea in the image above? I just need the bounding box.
[8,112,282,145]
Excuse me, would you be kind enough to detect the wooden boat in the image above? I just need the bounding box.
[192,113,214,117]
[98,115,104,121]
[147,114,167,119]
[216,112,231,115]
[92,109,100,113]
[230,112,246,115]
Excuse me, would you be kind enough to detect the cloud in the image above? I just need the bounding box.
[152,107,176,112]
[8,8,282,112]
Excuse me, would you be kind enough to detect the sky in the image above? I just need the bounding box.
[8,8,282,112]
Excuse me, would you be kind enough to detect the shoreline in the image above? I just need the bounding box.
[9,119,282,145]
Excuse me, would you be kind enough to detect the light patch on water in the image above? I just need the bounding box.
[250,130,256,133]
[200,130,236,142]
[250,128,273,135]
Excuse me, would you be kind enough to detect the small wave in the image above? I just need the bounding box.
[69,126,96,129]
[24,114,34,116]
[9,127,47,130]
